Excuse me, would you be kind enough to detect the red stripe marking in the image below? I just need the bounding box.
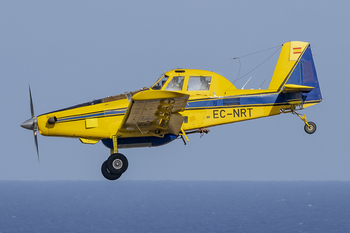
[293,47,302,54]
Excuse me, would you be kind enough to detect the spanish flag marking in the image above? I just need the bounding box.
[293,47,302,54]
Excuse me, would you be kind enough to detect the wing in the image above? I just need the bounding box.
[118,90,189,137]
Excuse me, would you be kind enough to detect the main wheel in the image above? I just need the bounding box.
[101,161,122,180]
[107,153,129,175]
[304,121,316,134]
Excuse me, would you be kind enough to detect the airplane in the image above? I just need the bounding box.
[21,41,322,180]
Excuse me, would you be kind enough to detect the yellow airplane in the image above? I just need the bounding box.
[21,41,322,180]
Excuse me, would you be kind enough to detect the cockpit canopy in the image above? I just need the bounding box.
[151,69,235,96]
[152,75,211,91]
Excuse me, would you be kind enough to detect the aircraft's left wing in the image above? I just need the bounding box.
[118,90,189,137]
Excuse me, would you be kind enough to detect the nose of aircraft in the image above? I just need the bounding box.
[21,117,37,130]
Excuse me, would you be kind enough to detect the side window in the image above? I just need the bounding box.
[187,76,211,91]
[165,76,185,91]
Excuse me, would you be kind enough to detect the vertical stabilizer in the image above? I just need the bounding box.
[268,41,309,91]
[269,41,322,103]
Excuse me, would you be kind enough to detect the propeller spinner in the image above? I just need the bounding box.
[20,86,40,161]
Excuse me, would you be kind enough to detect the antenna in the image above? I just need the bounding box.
[241,76,252,89]
[232,45,282,84]
[259,80,266,89]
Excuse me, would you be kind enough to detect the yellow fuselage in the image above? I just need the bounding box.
[36,41,322,143]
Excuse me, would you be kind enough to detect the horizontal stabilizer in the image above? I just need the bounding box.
[282,84,314,93]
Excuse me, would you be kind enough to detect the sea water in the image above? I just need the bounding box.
[0,181,349,233]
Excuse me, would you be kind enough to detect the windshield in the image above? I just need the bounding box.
[151,75,169,90]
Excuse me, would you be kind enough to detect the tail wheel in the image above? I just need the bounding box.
[304,122,316,134]
[107,153,129,175]
[101,161,121,180]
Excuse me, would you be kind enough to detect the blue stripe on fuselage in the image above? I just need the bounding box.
[185,91,322,109]
[186,94,285,109]
[57,109,127,122]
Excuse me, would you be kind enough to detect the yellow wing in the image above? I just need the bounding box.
[118,90,189,137]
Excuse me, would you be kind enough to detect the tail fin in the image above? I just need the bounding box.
[268,41,322,103]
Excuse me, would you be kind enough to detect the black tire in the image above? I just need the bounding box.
[107,153,129,175]
[101,160,121,180]
[304,121,316,134]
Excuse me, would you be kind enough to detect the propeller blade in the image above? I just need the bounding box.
[29,85,35,118]
[22,85,40,162]
[34,131,40,162]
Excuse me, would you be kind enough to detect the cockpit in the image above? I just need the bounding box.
[150,69,237,97]
[151,72,212,92]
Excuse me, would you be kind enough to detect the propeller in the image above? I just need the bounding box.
[20,86,40,161]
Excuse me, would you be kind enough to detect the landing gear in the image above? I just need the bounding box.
[101,152,129,180]
[101,161,121,180]
[292,111,317,134]
[100,135,129,180]
[107,153,129,175]
[304,121,316,134]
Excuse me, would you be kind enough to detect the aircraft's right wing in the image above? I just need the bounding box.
[118,90,189,137]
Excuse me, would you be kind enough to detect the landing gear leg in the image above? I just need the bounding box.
[293,111,317,134]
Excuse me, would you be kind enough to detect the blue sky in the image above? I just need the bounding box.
[1,0,348,180]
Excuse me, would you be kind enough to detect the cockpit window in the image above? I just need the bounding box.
[187,76,211,91]
[165,76,185,91]
[152,75,169,90]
